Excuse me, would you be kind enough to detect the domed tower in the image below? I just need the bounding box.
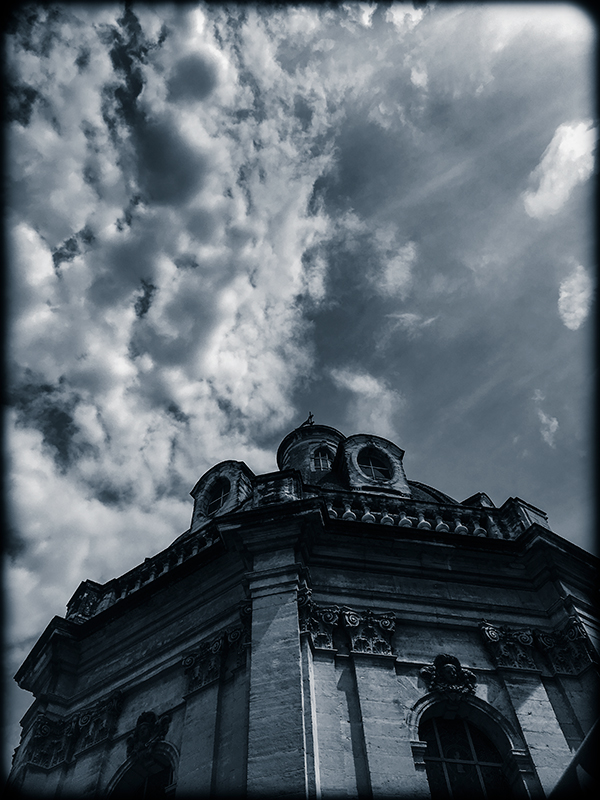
[276,418,345,486]
[8,422,598,800]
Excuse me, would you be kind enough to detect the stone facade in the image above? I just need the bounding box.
[7,423,598,798]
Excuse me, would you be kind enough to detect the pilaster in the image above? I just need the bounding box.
[246,544,308,798]
[177,682,220,796]
[480,622,574,794]
[500,671,573,794]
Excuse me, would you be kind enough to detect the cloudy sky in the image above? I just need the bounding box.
[4,1,596,771]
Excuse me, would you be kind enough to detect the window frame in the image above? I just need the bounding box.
[312,446,334,472]
[205,477,231,516]
[407,694,537,799]
[356,447,393,481]
[420,715,511,799]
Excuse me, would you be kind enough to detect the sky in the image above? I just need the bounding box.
[3,0,596,775]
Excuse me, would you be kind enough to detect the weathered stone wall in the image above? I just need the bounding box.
[8,491,598,798]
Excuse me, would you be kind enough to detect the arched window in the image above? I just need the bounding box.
[419,715,512,799]
[206,477,230,515]
[111,755,173,798]
[357,447,392,480]
[313,446,333,471]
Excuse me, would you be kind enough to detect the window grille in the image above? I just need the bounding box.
[420,716,512,799]
[313,447,333,471]
[357,448,392,480]
[206,478,230,515]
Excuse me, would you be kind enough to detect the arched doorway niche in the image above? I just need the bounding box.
[105,741,179,798]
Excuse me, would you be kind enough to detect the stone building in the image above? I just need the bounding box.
[7,421,599,798]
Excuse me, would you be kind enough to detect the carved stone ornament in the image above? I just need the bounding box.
[341,607,396,655]
[298,586,340,650]
[480,621,537,670]
[254,475,299,506]
[26,716,73,769]
[75,692,123,754]
[183,632,225,692]
[481,617,596,675]
[25,692,123,769]
[420,654,477,696]
[126,711,171,765]
[298,589,396,656]
[183,611,250,693]
[534,616,598,675]
[66,581,102,623]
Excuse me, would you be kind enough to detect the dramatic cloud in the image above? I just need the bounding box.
[372,238,417,299]
[558,264,593,330]
[386,3,425,31]
[330,367,403,439]
[4,1,594,771]
[523,120,596,219]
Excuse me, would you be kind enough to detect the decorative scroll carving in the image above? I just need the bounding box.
[74,692,123,754]
[340,607,396,655]
[480,622,537,670]
[535,616,597,675]
[66,581,103,623]
[237,601,252,667]
[299,588,340,650]
[182,610,250,693]
[25,691,123,769]
[481,617,597,675]
[183,632,226,692]
[126,711,172,765]
[420,654,476,696]
[297,592,396,655]
[26,715,73,768]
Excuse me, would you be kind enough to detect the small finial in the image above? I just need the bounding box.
[300,412,314,427]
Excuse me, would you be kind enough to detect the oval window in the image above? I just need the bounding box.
[206,478,231,515]
[357,447,392,480]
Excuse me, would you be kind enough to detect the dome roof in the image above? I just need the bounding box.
[276,423,345,471]
[407,480,458,505]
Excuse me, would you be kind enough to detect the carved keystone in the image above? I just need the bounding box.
[420,653,476,696]
[126,711,172,766]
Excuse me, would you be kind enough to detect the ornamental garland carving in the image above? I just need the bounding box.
[24,692,123,769]
[298,589,396,655]
[420,654,477,696]
[480,617,596,675]
[183,632,226,692]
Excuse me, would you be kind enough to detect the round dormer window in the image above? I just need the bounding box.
[357,447,392,480]
[206,477,231,515]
